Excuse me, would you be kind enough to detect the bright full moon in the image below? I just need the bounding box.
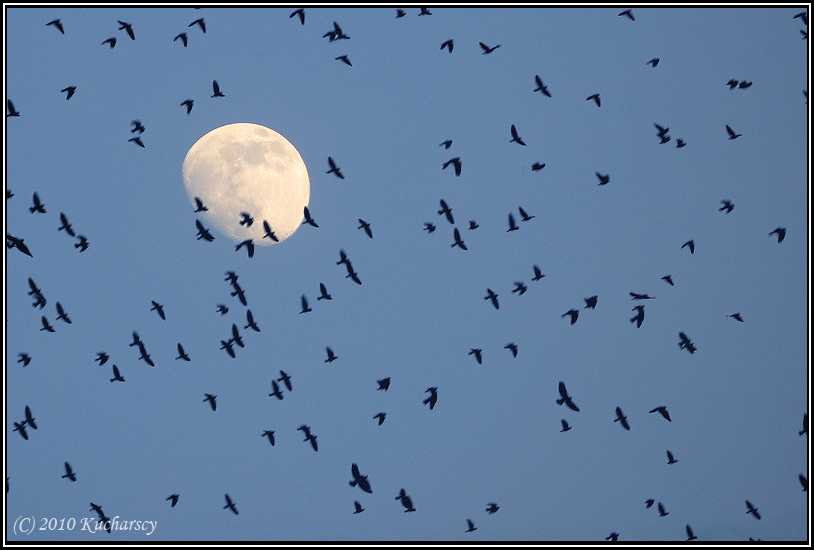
[182,123,310,245]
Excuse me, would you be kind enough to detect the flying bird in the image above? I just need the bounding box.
[396,489,416,512]
[562,309,579,325]
[649,406,671,422]
[484,288,499,309]
[726,124,742,139]
[647,57,660,67]
[645,499,655,509]
[137,342,155,366]
[25,406,37,430]
[325,346,338,363]
[174,33,187,47]
[175,343,190,361]
[239,212,254,227]
[793,11,807,24]
[317,283,332,301]
[630,305,645,328]
[377,378,391,391]
[268,380,284,400]
[658,502,669,517]
[584,295,598,309]
[518,206,534,221]
[189,18,206,33]
[166,494,179,507]
[60,86,76,100]
[55,302,71,323]
[532,162,546,171]
[300,295,311,314]
[675,138,686,147]
[619,9,634,20]
[373,412,386,425]
[204,394,217,411]
[681,239,695,254]
[479,42,500,54]
[596,172,610,185]
[799,413,807,436]
[423,222,436,233]
[129,331,143,347]
[466,519,477,532]
[486,503,500,514]
[235,239,255,258]
[451,228,468,250]
[221,339,235,358]
[661,275,674,287]
[353,501,365,514]
[666,450,678,464]
[799,474,807,491]
[335,55,352,66]
[423,387,438,410]
[557,381,579,412]
[532,265,545,281]
[102,37,116,48]
[442,157,461,176]
[18,353,31,367]
[298,426,318,451]
[614,407,630,430]
[346,268,362,285]
[130,119,145,133]
[504,342,518,357]
[40,316,55,332]
[211,80,225,98]
[560,419,572,432]
[507,212,519,232]
[110,364,125,382]
[278,370,292,391]
[62,462,76,482]
[151,301,165,320]
[7,99,20,117]
[606,533,620,541]
[195,219,214,242]
[728,313,744,322]
[46,19,64,34]
[350,463,373,494]
[90,503,104,516]
[117,20,135,40]
[512,282,527,295]
[289,9,305,25]
[678,332,696,354]
[217,304,229,315]
[58,213,76,236]
[745,500,761,520]
[128,136,145,148]
[262,220,279,242]
[727,79,740,89]
[719,200,734,213]
[510,124,526,146]
[469,348,483,364]
[419,7,432,15]
[587,93,601,106]
[439,139,453,149]
[14,421,28,440]
[302,206,318,227]
[533,75,551,97]
[358,219,372,238]
[441,39,453,52]
[395,9,406,18]
[686,524,698,541]
[30,192,46,214]
[630,292,655,300]
[223,494,238,515]
[180,98,194,115]
[738,80,752,89]
[769,227,786,243]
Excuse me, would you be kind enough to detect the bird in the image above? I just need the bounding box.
[235,239,255,259]
[469,348,483,364]
[681,240,695,254]
[300,295,312,314]
[302,206,319,227]
[726,79,740,89]
[479,42,500,54]
[533,75,551,97]
[518,206,534,222]
[60,86,76,100]
[484,288,499,309]
[675,138,686,147]
[793,11,808,24]
[268,380,284,400]
[58,213,76,236]
[659,134,671,144]
[25,406,37,430]
[532,265,545,281]
[211,80,225,98]
[606,533,620,541]
[396,489,416,512]
[335,55,352,67]
[557,381,579,412]
[174,33,187,47]
[658,502,669,517]
[423,387,438,410]
[300,427,318,452]
[630,292,655,300]
[728,313,744,322]
[325,346,338,363]
[204,394,217,411]
[439,139,453,149]
[62,462,76,482]
[30,192,46,214]
[130,120,145,133]
[586,93,601,106]
[358,219,372,239]
[678,332,697,354]
[630,305,645,328]
[117,20,135,40]
[647,57,660,67]
[323,156,346,180]
[46,19,64,33]
[442,157,462,176]
[189,18,206,33]
[562,309,579,325]
[75,233,89,252]
[18,353,31,367]
[89,503,104,516]
[504,343,518,358]
[468,220,479,230]
[373,412,386,425]
[486,503,500,514]
[289,8,305,25]
[166,494,179,507]
[377,378,391,391]
[260,220,279,242]
[596,172,610,185]
[423,222,436,233]
[129,331,143,347]
[560,419,572,432]
[195,220,214,242]
[441,39,453,52]
[451,228,468,250]
[618,9,634,20]
[176,343,190,361]
[531,162,546,171]
[799,413,807,436]
[726,124,742,139]
[353,501,365,514]
[223,494,238,515]
[507,212,519,232]
[217,304,229,316]
[800,474,807,491]
[315,283,332,302]
[666,450,678,464]
[738,80,753,89]
[745,500,761,519]
[510,124,526,146]
[418,7,432,16]
[101,37,116,48]
[614,407,630,430]
[262,430,276,446]
[654,123,670,137]
[395,8,406,18]
[40,316,55,332]
[465,519,477,532]
[54,302,72,324]
[719,200,734,213]
[649,406,671,422]
[645,499,655,509]
[769,227,786,243]
[7,99,20,117]
[350,463,372,494]
[181,99,194,114]
[512,282,527,295]
[151,301,165,320]
[584,295,598,309]
[110,365,125,382]
[436,200,455,225]
[13,421,28,440]
[239,212,254,227]
[137,342,155,366]
[128,136,145,148]
[686,524,698,541]
[346,268,362,286]
[277,370,292,392]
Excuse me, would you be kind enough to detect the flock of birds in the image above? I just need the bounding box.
[6,7,809,542]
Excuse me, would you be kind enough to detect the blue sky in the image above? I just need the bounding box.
[4,6,810,542]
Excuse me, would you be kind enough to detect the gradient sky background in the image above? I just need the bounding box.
[4,6,810,542]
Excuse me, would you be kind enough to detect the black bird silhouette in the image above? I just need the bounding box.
[596,172,610,185]
[325,346,338,363]
[137,342,155,366]
[174,33,187,47]
[358,219,372,238]
[647,57,660,67]
[681,239,695,254]
[396,489,416,512]
[176,343,190,361]
[62,462,76,482]
[374,412,386,425]
[30,192,46,214]
[223,494,238,515]
[314,283,331,302]
[55,302,71,323]
[532,265,545,281]
[793,11,808,24]
[738,80,752,89]
[518,206,534,221]
[396,8,406,18]
[439,139,453,149]
[666,450,678,464]
[58,213,76,236]
[298,426,318,451]
[189,18,206,33]
[290,9,305,25]
[110,364,125,382]
[303,206,319,227]
[512,282,527,295]
[486,502,500,514]
[27,278,42,296]
[151,301,165,320]
[727,79,739,89]
[468,220,479,230]
[128,136,145,148]
[562,309,579,325]
[239,212,254,227]
[678,332,696,354]
[441,39,453,52]
[584,295,598,309]
[235,239,255,258]
[419,7,432,15]
[606,532,620,541]
[451,228,468,250]
[337,249,350,267]
[204,394,217,411]
[485,288,499,309]
[507,212,519,232]
[587,93,601,106]
[437,199,454,224]
[13,421,28,440]
[614,407,630,430]
[18,353,32,366]
[278,370,292,391]
[745,500,760,520]
[560,419,572,432]
[217,304,229,315]
[193,197,208,213]
[90,503,104,516]
[532,162,546,171]
[464,519,477,532]
[423,222,436,233]
[25,406,37,430]
[260,430,276,446]
[479,42,500,54]
[533,75,551,97]
[269,380,284,400]
[659,134,671,144]
[510,124,526,146]
[686,524,698,541]
[7,99,21,117]
[353,501,365,514]
[661,275,674,286]
[130,120,145,133]
[557,381,580,412]
[442,157,462,176]
[726,124,742,139]
[799,413,807,436]
[658,502,669,517]
[261,220,279,242]
[377,378,391,391]
[129,331,142,347]
[769,227,786,243]
[118,20,135,40]
[300,295,312,314]
[675,138,686,147]
[630,305,645,328]
[335,55,352,66]
[799,474,807,491]
[195,219,214,242]
[649,406,671,422]
[424,387,438,410]
[504,343,518,357]
[102,37,116,48]
[211,80,225,98]
[469,348,483,364]
[46,19,64,34]
[630,292,655,300]
[654,123,670,137]
[40,316,55,332]
[32,292,47,309]
[350,463,373,493]
[719,199,734,213]
[220,338,236,358]
[167,494,179,507]
[645,499,655,509]
[728,313,744,322]
[619,9,634,20]
[60,86,76,100]
[346,268,362,285]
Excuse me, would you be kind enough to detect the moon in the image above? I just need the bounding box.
[182,123,310,245]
